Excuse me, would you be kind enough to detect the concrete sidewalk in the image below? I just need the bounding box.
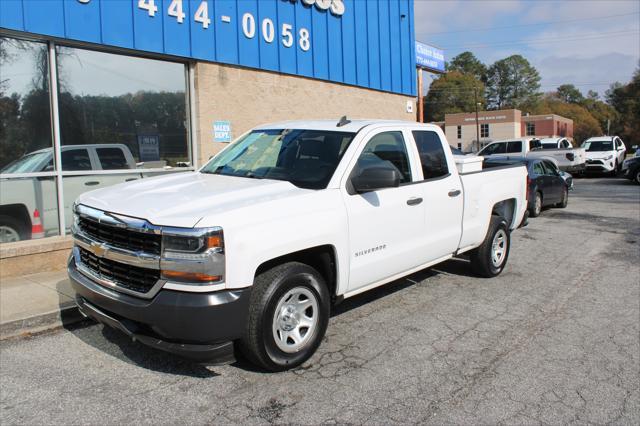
[0,270,83,340]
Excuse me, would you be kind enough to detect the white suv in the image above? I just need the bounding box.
[582,136,627,175]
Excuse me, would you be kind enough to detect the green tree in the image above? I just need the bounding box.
[556,84,584,104]
[486,55,541,109]
[606,66,640,148]
[527,96,601,144]
[424,71,485,122]
[446,51,487,82]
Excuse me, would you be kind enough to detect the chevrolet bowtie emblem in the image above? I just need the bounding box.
[90,242,108,257]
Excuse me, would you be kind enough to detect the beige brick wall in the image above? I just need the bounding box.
[194,63,416,165]
[446,122,521,152]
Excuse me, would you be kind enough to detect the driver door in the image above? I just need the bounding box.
[342,129,425,293]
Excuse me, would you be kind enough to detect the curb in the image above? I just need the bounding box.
[0,305,85,341]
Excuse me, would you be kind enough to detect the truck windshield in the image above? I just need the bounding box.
[201,129,356,189]
[1,151,52,174]
[582,141,613,152]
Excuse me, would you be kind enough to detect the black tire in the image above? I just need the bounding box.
[0,214,29,243]
[469,215,511,278]
[529,192,542,217]
[610,162,618,177]
[555,186,569,208]
[239,262,330,372]
[635,170,640,185]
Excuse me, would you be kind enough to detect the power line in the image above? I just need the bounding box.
[420,11,640,35]
[441,29,639,49]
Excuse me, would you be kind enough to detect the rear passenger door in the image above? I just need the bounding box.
[542,160,563,202]
[410,130,464,262]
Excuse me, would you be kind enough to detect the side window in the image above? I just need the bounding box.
[529,139,542,150]
[61,149,92,171]
[412,131,449,180]
[543,160,559,175]
[481,142,506,155]
[96,148,129,170]
[506,141,522,153]
[356,132,412,184]
[532,162,545,175]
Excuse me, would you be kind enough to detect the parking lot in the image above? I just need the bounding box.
[1,177,638,424]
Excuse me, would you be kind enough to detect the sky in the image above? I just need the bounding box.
[414,0,640,97]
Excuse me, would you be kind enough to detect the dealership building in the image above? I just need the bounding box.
[444,109,574,152]
[0,0,419,275]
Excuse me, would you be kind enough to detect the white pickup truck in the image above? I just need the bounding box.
[478,137,586,174]
[68,119,528,371]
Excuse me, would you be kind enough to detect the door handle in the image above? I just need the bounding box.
[84,181,100,186]
[407,197,423,206]
[448,189,461,197]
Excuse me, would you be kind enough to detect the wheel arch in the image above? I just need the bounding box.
[0,204,32,232]
[491,198,516,228]
[254,245,338,301]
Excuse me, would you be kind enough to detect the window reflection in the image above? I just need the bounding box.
[56,47,189,169]
[0,37,53,171]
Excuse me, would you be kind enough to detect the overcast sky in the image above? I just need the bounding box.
[414,0,640,97]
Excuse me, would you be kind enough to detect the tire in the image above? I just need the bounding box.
[610,162,618,177]
[0,214,29,243]
[239,262,330,372]
[529,192,542,217]
[555,187,568,208]
[635,170,640,185]
[469,215,511,278]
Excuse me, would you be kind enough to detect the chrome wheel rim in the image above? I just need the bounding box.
[272,287,319,353]
[0,226,20,243]
[491,229,508,268]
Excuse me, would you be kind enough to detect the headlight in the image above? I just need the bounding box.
[160,227,224,284]
[605,155,613,160]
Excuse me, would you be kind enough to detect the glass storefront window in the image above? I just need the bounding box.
[56,46,189,170]
[0,37,53,171]
[0,176,60,242]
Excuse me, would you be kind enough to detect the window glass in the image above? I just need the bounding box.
[412,131,449,179]
[529,139,542,150]
[55,46,188,169]
[480,124,489,138]
[61,149,92,171]
[355,132,412,184]
[526,122,535,136]
[456,126,462,139]
[0,177,60,243]
[532,162,545,175]
[480,142,506,155]
[543,160,559,175]
[96,147,129,169]
[506,141,522,153]
[202,129,355,190]
[0,37,53,172]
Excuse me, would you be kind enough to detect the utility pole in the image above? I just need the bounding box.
[474,86,480,152]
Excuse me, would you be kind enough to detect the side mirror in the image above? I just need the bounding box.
[351,165,401,193]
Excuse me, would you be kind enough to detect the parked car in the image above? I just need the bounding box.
[0,144,140,242]
[485,156,569,217]
[621,155,640,184]
[581,136,626,176]
[540,137,573,150]
[69,119,528,371]
[478,137,586,173]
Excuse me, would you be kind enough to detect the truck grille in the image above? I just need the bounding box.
[79,247,160,294]
[78,216,161,255]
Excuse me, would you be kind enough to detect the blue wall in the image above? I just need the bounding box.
[0,0,416,96]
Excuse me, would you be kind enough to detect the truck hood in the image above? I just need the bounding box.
[585,151,615,160]
[78,172,307,228]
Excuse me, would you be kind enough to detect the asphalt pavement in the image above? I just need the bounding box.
[1,177,639,425]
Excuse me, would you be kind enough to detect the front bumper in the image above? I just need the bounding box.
[68,256,251,363]
[586,160,615,172]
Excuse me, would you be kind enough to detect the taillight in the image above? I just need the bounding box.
[526,176,531,201]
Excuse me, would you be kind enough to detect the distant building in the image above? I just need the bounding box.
[444,109,574,152]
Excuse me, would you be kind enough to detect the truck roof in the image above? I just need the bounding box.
[255,119,437,133]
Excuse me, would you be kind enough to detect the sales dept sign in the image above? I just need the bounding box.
[214,121,232,143]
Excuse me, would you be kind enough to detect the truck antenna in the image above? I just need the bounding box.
[337,115,351,127]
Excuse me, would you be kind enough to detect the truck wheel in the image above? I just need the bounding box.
[469,216,510,278]
[0,215,28,243]
[239,262,330,372]
[529,192,542,217]
[556,187,569,208]
[635,170,640,185]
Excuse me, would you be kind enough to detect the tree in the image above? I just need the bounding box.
[446,51,487,82]
[527,96,602,144]
[423,71,485,122]
[486,55,541,109]
[586,90,599,101]
[606,66,640,148]
[556,84,584,104]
